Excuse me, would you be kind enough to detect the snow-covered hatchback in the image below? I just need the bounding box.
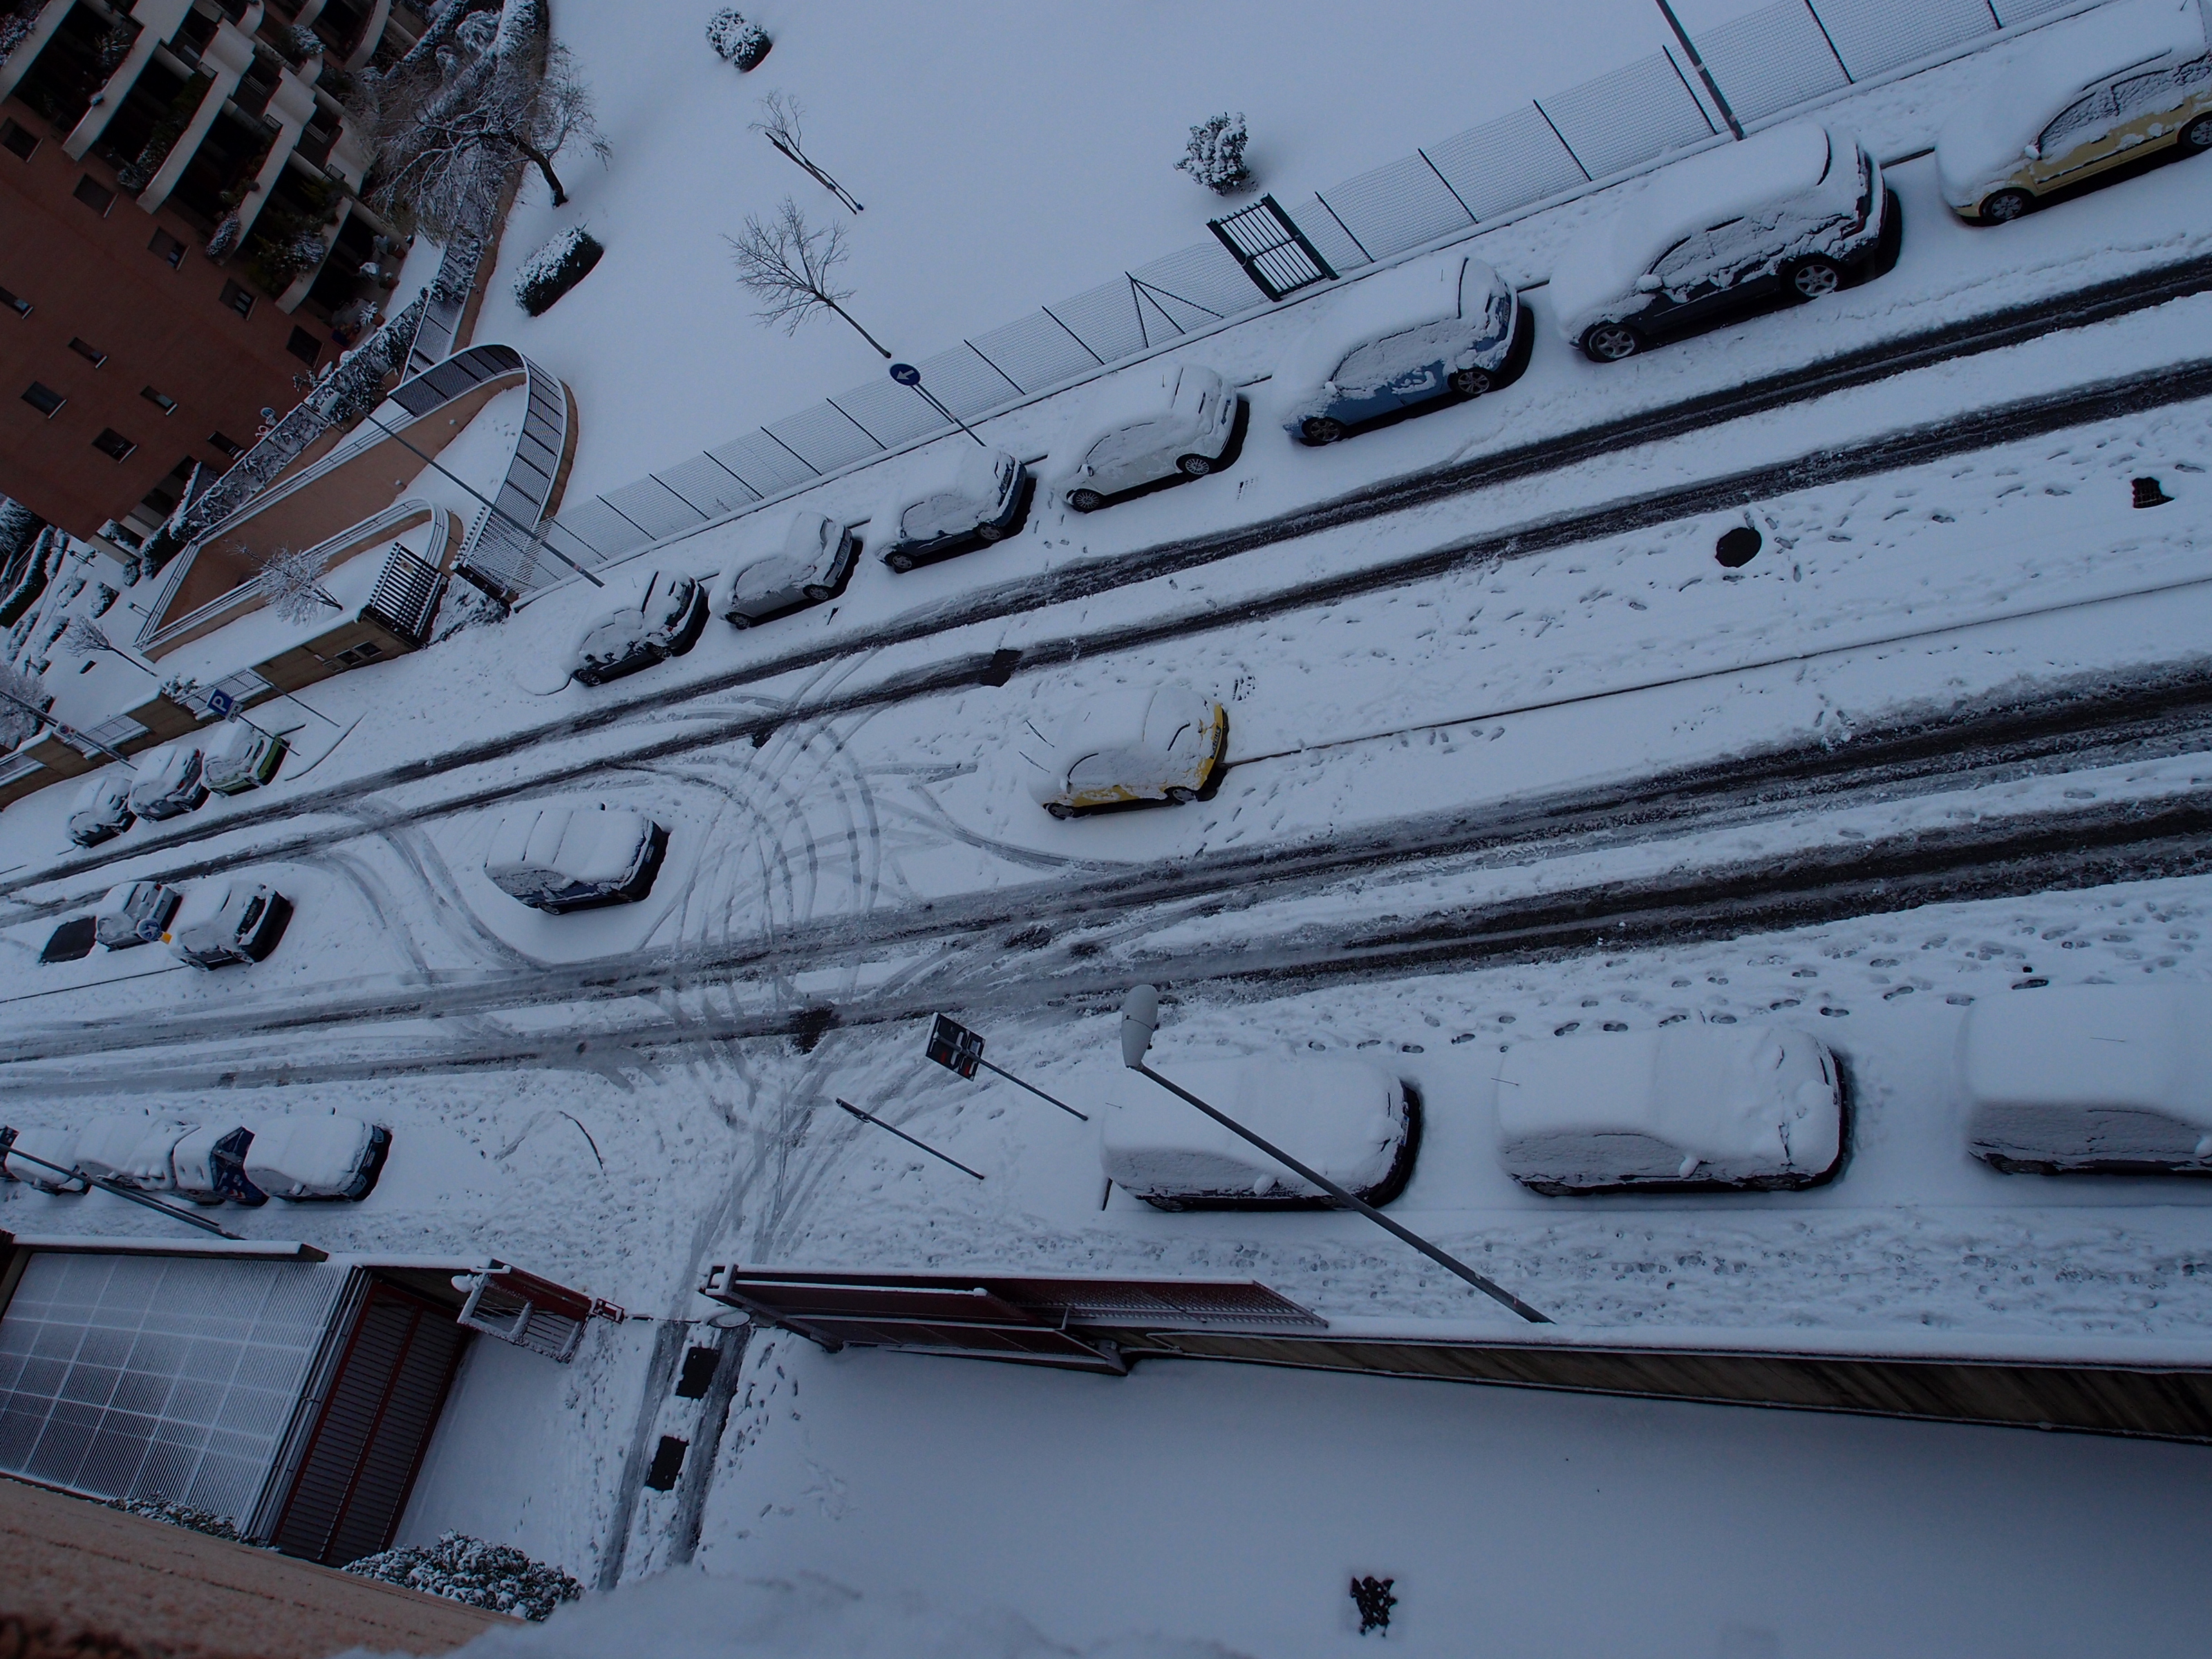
[1936,0,2211,223]
[125,743,207,821]
[93,879,181,950]
[66,771,134,847]
[879,446,1029,571]
[485,804,668,912]
[169,879,291,968]
[201,720,288,794]
[1100,1056,1420,1210]
[1550,122,1889,363]
[1062,364,1240,512]
[1020,684,1227,818]
[1497,1024,1844,1194]
[572,570,710,686]
[243,1114,391,1201]
[712,512,858,626]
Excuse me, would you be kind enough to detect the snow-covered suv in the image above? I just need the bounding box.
[572,570,710,686]
[126,743,208,821]
[1551,122,1891,363]
[485,804,669,912]
[169,879,291,968]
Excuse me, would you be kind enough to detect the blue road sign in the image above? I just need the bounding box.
[206,688,235,719]
[889,362,921,386]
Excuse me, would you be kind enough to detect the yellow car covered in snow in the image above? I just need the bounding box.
[1022,684,1227,819]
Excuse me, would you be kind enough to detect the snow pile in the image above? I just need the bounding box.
[514,226,606,317]
[103,1497,247,1541]
[376,1568,1253,1658]
[1175,112,1250,194]
[344,1531,581,1622]
[705,8,770,70]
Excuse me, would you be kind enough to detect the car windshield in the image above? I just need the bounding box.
[236,896,265,934]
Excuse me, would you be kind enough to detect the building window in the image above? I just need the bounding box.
[73,175,115,216]
[91,429,138,462]
[285,326,320,366]
[207,431,245,459]
[218,280,254,319]
[21,382,64,418]
[0,120,36,162]
[149,228,186,268]
[141,386,178,415]
[67,337,107,368]
[0,285,28,320]
[335,640,385,667]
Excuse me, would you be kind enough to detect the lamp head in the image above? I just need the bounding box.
[1119,984,1159,1069]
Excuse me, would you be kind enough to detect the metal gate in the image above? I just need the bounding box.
[1206,195,1339,301]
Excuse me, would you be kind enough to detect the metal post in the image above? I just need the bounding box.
[1655,0,1745,139]
[1118,987,1550,1323]
[834,1098,985,1181]
[890,364,988,447]
[975,1058,1088,1122]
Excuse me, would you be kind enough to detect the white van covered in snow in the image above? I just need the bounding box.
[1099,1056,1418,1210]
[1960,984,2212,1173]
[485,804,668,912]
[1497,1025,1843,1194]
[243,1115,391,1201]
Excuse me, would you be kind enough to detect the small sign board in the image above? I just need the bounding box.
[925,1013,984,1080]
[206,687,235,719]
[889,362,921,386]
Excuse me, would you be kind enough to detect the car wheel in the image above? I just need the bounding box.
[728,612,751,630]
[1786,257,1843,300]
[977,521,1004,542]
[1580,321,1641,362]
[1164,786,1197,805]
[1068,488,1103,513]
[1979,188,2033,223]
[1447,368,1492,397]
[1301,416,1346,445]
[885,551,916,572]
[2184,114,2212,151]
[802,583,832,602]
[1175,453,1214,478]
[1044,801,1074,820]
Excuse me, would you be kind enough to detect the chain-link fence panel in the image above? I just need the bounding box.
[1314,153,1477,265]
[1425,104,1592,223]
[1813,0,2002,81]
[1541,50,1718,180]
[1698,1,1852,122]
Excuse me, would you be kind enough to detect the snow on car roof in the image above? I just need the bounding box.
[1960,984,2212,1125]
[1550,124,1835,321]
[1099,1056,1402,1194]
[1938,0,2206,191]
[1277,255,1480,390]
[169,879,237,932]
[1072,362,1223,440]
[487,805,647,886]
[1045,686,1161,756]
[897,442,1013,508]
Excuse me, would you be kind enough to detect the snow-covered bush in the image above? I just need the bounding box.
[278,21,322,64]
[0,4,40,71]
[0,497,41,574]
[706,8,771,69]
[513,225,604,316]
[104,1497,245,1541]
[0,526,57,628]
[1177,111,1251,195]
[205,212,244,261]
[344,1531,581,1621]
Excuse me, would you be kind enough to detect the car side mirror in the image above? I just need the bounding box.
[1634,273,1662,293]
[2023,140,2041,160]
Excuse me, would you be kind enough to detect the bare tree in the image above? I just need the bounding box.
[724,196,890,357]
[352,2,608,241]
[257,545,344,626]
[752,91,861,213]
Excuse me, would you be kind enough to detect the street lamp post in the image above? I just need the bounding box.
[1117,984,1550,1323]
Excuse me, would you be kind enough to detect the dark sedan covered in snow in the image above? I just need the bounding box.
[573,569,710,686]
[712,512,859,627]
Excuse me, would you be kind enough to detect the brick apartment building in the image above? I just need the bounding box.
[0,0,425,544]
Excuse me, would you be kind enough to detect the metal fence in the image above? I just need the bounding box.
[541,0,2095,583]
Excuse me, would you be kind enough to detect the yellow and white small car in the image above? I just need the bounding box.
[1937,0,2211,223]
[1022,684,1226,819]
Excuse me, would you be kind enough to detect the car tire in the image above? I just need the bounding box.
[977,521,1004,542]
[728,613,751,629]
[1301,416,1346,445]
[885,551,916,572]
[802,583,832,602]
[1044,801,1074,820]
[2184,114,2212,152]
[1979,188,2033,223]
[1447,368,1492,397]
[1785,256,1843,300]
[1175,453,1214,478]
[1580,321,1642,363]
[1068,489,1103,513]
[1164,786,1197,805]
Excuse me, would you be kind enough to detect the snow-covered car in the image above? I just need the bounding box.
[1497,1025,1844,1194]
[201,720,288,794]
[1281,254,1526,445]
[66,771,135,847]
[1099,1056,1419,1210]
[485,803,668,912]
[169,879,291,968]
[879,446,1029,570]
[1,1125,87,1194]
[1937,0,2210,223]
[1062,364,1240,512]
[1960,984,2212,1174]
[712,512,859,626]
[572,569,710,686]
[73,1114,192,1190]
[93,879,181,950]
[243,1114,391,1201]
[170,1123,265,1204]
[1020,683,1227,819]
[125,743,207,820]
[1550,122,1891,363]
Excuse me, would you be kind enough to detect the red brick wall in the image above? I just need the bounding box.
[0,95,319,536]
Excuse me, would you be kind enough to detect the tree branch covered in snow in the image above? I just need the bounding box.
[59,617,115,659]
[348,0,607,241]
[256,545,343,625]
[725,196,890,357]
[0,660,47,750]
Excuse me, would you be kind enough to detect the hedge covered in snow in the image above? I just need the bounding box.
[706,8,771,69]
[514,225,605,317]
[344,1530,583,1621]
